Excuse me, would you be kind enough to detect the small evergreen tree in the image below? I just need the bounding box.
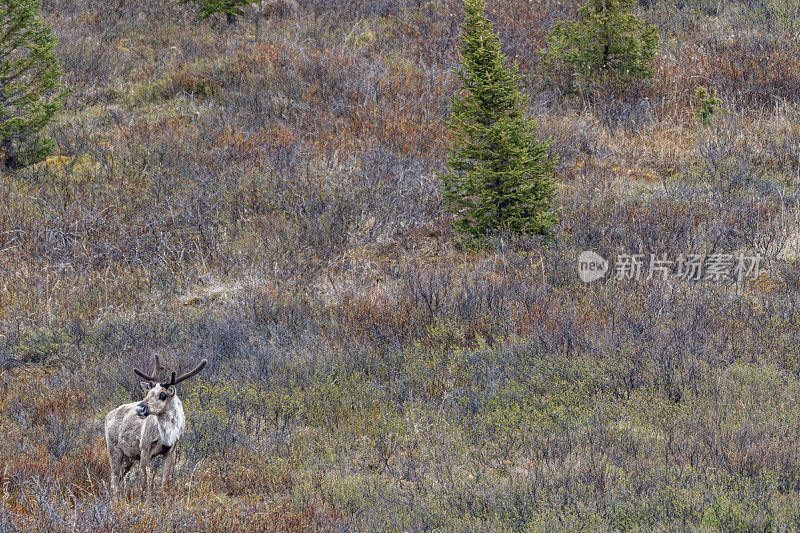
[441,0,558,240]
[181,0,258,25]
[543,0,658,88]
[694,86,721,126]
[0,0,64,170]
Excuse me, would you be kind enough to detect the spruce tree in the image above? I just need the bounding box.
[441,0,557,240]
[0,0,64,170]
[181,0,258,25]
[543,0,658,87]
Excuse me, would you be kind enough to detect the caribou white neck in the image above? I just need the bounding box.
[138,397,185,448]
[157,397,185,447]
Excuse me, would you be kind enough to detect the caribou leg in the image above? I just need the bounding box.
[160,444,178,495]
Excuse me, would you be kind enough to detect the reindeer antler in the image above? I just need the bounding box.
[133,353,165,383]
[162,359,207,388]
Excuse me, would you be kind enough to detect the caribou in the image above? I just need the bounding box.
[104,354,207,497]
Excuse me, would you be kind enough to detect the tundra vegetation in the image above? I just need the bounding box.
[2,0,800,531]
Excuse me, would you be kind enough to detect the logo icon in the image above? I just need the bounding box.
[578,251,608,283]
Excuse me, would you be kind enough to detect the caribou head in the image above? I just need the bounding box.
[133,354,207,419]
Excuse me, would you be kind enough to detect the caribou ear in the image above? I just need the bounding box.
[140,381,152,392]
[167,386,176,396]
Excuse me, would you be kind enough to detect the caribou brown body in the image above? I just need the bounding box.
[104,354,207,497]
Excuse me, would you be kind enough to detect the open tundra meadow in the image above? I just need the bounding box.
[5,0,800,530]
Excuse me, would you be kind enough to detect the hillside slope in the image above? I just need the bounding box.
[3,0,800,530]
